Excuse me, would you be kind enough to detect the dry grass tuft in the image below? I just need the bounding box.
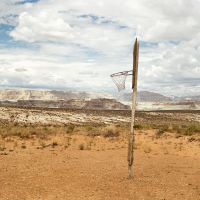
[66,124,75,134]
[78,143,85,150]
[51,141,58,148]
[155,124,169,138]
[64,136,72,149]
[0,140,6,151]
[102,125,120,138]
[21,142,26,149]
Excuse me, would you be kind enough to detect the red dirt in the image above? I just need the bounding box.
[0,132,199,200]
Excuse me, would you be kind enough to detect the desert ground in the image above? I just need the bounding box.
[0,107,199,200]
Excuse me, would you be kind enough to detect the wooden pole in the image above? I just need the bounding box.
[128,38,139,179]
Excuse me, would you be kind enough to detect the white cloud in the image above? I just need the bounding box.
[0,0,36,25]
[10,11,74,42]
[0,0,199,96]
[0,47,113,90]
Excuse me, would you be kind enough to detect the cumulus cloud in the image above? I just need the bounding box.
[0,0,199,96]
[10,11,74,42]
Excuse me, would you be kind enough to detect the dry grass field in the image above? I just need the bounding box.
[0,107,199,200]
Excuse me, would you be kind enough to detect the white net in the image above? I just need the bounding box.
[111,71,129,92]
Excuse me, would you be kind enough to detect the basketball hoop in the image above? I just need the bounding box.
[110,70,133,92]
[110,38,139,179]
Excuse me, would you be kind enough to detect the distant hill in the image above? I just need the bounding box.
[117,91,172,102]
[0,89,199,110]
[0,89,112,101]
[0,98,130,110]
[0,89,56,101]
[0,89,172,102]
[138,91,172,102]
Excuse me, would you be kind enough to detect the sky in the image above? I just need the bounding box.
[0,0,200,96]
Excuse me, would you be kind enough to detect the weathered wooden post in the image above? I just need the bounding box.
[110,38,139,178]
[128,38,139,178]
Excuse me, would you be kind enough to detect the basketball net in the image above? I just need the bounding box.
[110,70,133,92]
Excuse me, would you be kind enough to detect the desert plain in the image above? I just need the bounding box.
[0,107,199,200]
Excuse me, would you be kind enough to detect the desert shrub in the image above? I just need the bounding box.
[0,125,47,139]
[87,131,101,137]
[155,124,169,138]
[38,132,48,140]
[64,136,72,149]
[185,124,200,136]
[85,125,94,132]
[134,124,143,129]
[0,140,6,151]
[84,123,106,131]
[67,124,75,133]
[79,143,85,150]
[172,123,200,136]
[172,124,182,134]
[43,126,48,131]
[150,123,160,129]
[21,143,26,149]
[13,122,18,126]
[115,124,121,128]
[175,134,182,138]
[38,139,47,148]
[51,141,58,148]
[85,124,107,137]
[160,124,169,131]
[18,131,32,139]
[30,130,37,135]
[155,129,165,137]
[23,123,28,127]
[188,137,196,142]
[103,126,119,138]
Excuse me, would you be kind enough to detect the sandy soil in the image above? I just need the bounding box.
[0,130,199,200]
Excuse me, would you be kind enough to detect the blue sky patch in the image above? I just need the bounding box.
[0,24,39,49]
[15,0,40,5]
[139,41,158,48]
[0,24,15,44]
